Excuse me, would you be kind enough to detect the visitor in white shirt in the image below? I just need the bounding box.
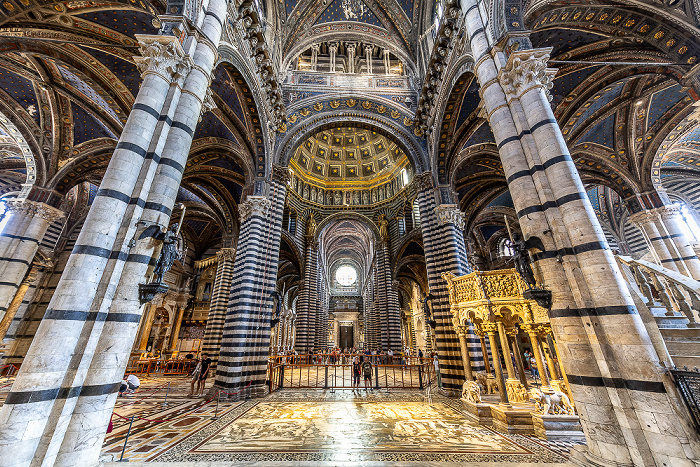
[119,374,140,395]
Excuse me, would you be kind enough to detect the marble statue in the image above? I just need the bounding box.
[462,380,481,403]
[530,388,575,415]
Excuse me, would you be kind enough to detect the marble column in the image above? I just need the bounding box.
[522,324,549,387]
[136,303,158,353]
[213,166,288,397]
[479,334,492,375]
[364,44,373,74]
[0,266,38,340]
[383,48,390,74]
[0,32,195,467]
[0,200,63,325]
[295,234,318,352]
[656,205,700,280]
[628,209,682,273]
[484,324,509,405]
[311,43,319,72]
[414,173,471,395]
[346,42,356,74]
[508,330,529,389]
[375,240,401,351]
[328,42,338,73]
[463,0,696,461]
[201,247,236,366]
[454,324,474,381]
[169,303,186,352]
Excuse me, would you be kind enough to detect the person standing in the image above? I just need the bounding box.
[352,356,361,391]
[187,356,202,397]
[361,356,373,391]
[196,352,212,396]
[433,353,441,388]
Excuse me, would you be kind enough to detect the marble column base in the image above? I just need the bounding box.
[568,445,635,467]
[531,413,585,442]
[461,399,493,426]
[490,404,535,435]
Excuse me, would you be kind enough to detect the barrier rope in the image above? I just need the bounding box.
[111,381,253,424]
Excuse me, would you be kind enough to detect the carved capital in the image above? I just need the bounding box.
[498,47,556,101]
[216,247,236,263]
[239,196,271,222]
[627,209,658,227]
[414,171,435,193]
[435,204,465,231]
[655,205,682,220]
[5,199,64,222]
[134,35,191,82]
[200,88,217,117]
[271,164,291,185]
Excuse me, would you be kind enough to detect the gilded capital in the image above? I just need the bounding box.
[239,196,272,222]
[435,204,465,231]
[498,47,556,101]
[134,34,191,82]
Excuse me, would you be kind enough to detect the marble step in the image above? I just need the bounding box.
[659,327,700,340]
[655,316,692,328]
[670,355,700,370]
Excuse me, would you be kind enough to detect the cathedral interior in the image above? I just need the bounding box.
[2,0,700,465]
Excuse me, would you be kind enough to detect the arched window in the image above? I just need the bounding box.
[499,237,515,257]
[673,201,700,242]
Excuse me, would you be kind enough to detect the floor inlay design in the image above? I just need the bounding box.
[94,380,579,463]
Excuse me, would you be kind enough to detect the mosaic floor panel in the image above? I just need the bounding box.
[3,376,583,464]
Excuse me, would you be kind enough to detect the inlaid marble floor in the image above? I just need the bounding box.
[93,378,583,464]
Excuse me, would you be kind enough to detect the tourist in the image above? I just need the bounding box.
[529,355,539,380]
[187,356,202,397]
[196,352,212,396]
[433,353,441,388]
[119,373,140,396]
[387,348,394,364]
[352,356,361,390]
[361,356,373,391]
[523,349,532,370]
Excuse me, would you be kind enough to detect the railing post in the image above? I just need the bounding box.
[324,364,329,389]
[279,364,285,389]
[669,282,697,324]
[418,364,424,389]
[374,363,379,390]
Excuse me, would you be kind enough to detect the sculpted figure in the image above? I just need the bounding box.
[462,380,481,403]
[152,223,182,284]
[378,213,389,240]
[530,388,575,415]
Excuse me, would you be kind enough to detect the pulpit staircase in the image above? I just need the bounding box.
[616,255,700,370]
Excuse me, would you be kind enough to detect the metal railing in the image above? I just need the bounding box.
[268,354,435,391]
[670,367,700,433]
[125,358,197,376]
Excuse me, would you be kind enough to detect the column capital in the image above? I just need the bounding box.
[5,199,64,222]
[200,88,217,118]
[346,42,357,53]
[216,247,236,262]
[435,204,465,230]
[627,209,659,226]
[655,205,682,220]
[134,34,191,82]
[414,171,435,193]
[239,196,271,222]
[481,322,498,334]
[328,42,339,53]
[271,164,291,185]
[497,47,556,101]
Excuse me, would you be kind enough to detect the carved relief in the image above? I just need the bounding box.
[239,196,272,222]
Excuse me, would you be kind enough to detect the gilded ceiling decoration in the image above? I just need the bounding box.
[289,126,409,189]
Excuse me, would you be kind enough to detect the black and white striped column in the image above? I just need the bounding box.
[463,1,697,461]
[656,206,700,280]
[415,173,471,394]
[52,3,228,460]
[375,242,401,351]
[214,166,287,396]
[628,209,680,271]
[201,247,236,366]
[294,236,318,352]
[0,32,193,467]
[0,200,63,326]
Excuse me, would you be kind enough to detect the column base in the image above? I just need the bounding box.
[569,445,635,467]
[531,412,585,442]
[461,399,493,426]
[490,403,535,435]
